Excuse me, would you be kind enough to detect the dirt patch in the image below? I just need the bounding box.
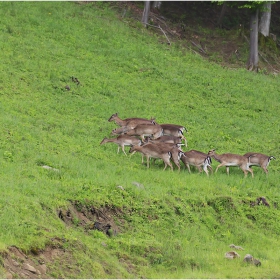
[2,242,67,279]
[2,202,125,279]
[58,200,124,236]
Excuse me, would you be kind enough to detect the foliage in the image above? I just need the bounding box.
[0,1,279,278]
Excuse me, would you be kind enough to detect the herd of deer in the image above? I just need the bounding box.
[100,113,275,177]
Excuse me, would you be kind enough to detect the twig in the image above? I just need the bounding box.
[258,50,279,73]
[145,23,171,45]
[191,40,207,54]
[158,25,171,45]
[149,12,180,38]
[185,45,202,56]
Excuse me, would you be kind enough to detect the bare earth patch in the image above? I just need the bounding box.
[2,202,124,279]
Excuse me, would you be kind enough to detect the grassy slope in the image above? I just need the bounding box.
[0,1,280,278]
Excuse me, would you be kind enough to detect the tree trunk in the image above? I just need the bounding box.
[259,1,271,37]
[247,9,259,72]
[153,1,162,10]
[142,1,151,28]
[217,2,228,27]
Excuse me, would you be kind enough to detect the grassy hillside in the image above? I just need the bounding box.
[0,1,279,278]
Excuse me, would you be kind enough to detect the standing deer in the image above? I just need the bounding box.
[181,150,212,176]
[243,152,276,174]
[129,143,173,171]
[208,149,254,177]
[100,135,141,156]
[149,142,184,171]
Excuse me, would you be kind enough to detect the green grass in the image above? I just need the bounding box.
[0,1,279,278]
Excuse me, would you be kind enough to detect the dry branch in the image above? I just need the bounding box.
[191,40,207,54]
[145,23,171,45]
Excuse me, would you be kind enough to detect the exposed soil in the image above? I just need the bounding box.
[2,202,124,279]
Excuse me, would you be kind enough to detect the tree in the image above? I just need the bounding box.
[153,1,162,10]
[248,8,259,71]
[259,1,271,37]
[216,1,272,72]
[142,1,151,27]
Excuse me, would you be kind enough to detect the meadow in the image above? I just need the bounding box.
[0,1,279,278]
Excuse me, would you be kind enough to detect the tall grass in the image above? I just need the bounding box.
[0,1,279,278]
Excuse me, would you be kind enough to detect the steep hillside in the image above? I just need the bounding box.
[0,1,279,279]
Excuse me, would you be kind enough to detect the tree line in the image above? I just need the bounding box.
[141,1,274,72]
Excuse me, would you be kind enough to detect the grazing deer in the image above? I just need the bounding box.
[129,143,173,170]
[100,135,141,156]
[181,150,212,176]
[208,149,254,177]
[108,113,155,128]
[125,123,163,141]
[243,152,276,174]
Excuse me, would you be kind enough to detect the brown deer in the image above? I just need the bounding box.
[243,152,275,174]
[100,135,141,156]
[108,113,155,128]
[125,123,163,141]
[181,150,212,176]
[159,124,187,146]
[148,142,184,171]
[129,143,173,171]
[208,149,254,177]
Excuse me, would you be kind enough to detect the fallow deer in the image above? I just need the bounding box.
[243,152,276,174]
[100,135,141,156]
[159,124,187,146]
[148,142,184,171]
[129,143,173,171]
[144,135,183,145]
[181,150,212,176]
[125,123,163,141]
[108,113,155,128]
[208,149,254,177]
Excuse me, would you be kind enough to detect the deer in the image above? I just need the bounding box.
[147,142,184,171]
[129,142,173,171]
[243,152,276,174]
[208,149,254,177]
[108,113,156,128]
[100,135,141,156]
[144,135,183,145]
[124,123,163,141]
[181,150,212,176]
[159,124,187,146]
[111,126,128,135]
[160,123,187,132]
